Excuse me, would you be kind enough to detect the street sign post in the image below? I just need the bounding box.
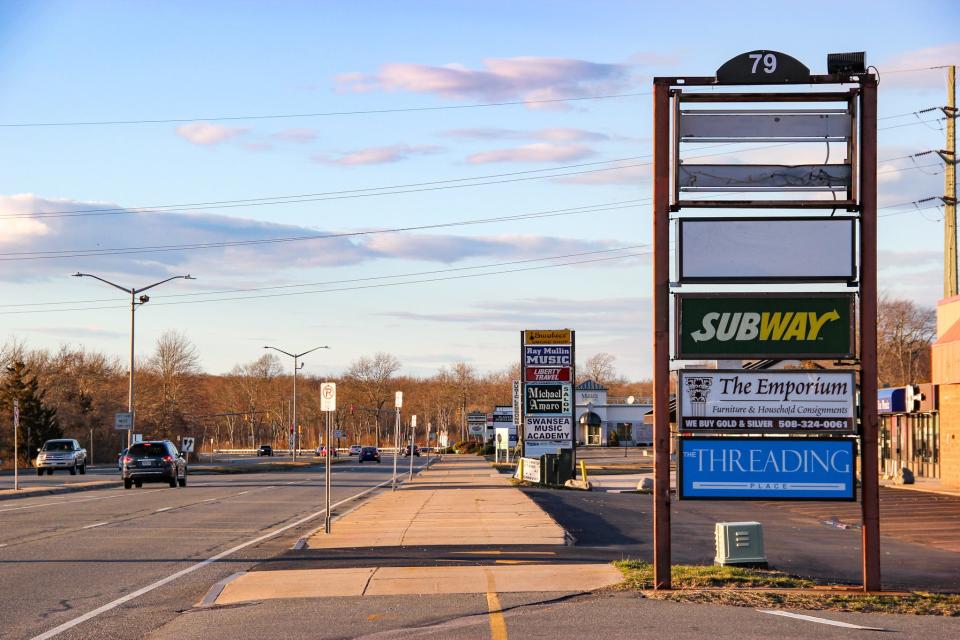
[114,412,133,431]
[13,400,19,491]
[392,391,402,491]
[321,382,336,534]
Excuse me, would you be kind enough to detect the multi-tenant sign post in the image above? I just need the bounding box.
[652,51,879,591]
[521,329,575,471]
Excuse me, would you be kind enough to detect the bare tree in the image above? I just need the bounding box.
[344,352,401,445]
[582,352,617,385]
[877,296,935,387]
[141,330,203,438]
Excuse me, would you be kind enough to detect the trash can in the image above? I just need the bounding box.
[557,448,574,484]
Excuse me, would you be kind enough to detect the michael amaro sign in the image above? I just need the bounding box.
[679,370,856,433]
[679,438,856,501]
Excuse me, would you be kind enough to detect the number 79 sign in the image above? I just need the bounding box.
[716,50,810,84]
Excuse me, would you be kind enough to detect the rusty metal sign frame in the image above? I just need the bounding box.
[652,58,879,592]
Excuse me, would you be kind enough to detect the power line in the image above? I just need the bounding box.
[0,157,941,262]
[0,91,653,128]
[0,200,647,260]
[5,131,939,222]
[0,245,650,309]
[0,249,651,315]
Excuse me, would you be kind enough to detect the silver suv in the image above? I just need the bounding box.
[36,439,87,475]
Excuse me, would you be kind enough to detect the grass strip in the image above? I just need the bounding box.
[615,561,960,616]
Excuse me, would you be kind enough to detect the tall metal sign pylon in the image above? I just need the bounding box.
[651,51,880,591]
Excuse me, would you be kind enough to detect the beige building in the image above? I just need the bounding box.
[932,294,960,490]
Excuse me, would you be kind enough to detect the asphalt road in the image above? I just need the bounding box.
[0,455,432,640]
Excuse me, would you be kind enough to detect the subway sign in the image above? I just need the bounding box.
[679,437,856,501]
[676,293,854,359]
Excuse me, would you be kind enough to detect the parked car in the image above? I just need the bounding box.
[257,444,273,457]
[117,447,128,471]
[121,440,187,489]
[401,445,421,457]
[35,439,87,475]
[358,446,381,463]
[348,445,362,456]
[314,446,338,458]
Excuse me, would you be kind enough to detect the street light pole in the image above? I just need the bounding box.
[264,345,329,461]
[74,273,195,449]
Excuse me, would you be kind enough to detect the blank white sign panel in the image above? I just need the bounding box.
[679,218,855,281]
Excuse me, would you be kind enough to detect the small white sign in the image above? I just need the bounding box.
[512,380,523,427]
[320,382,337,412]
[395,391,403,408]
[495,427,510,451]
[13,399,19,428]
[518,457,541,483]
[411,415,417,428]
[132,433,143,444]
[181,437,195,453]
[114,412,133,430]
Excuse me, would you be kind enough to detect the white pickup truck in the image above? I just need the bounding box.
[35,439,87,475]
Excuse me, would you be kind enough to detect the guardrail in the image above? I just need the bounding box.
[209,448,409,455]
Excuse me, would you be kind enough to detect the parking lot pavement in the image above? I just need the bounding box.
[521,486,960,592]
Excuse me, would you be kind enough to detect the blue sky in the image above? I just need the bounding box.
[0,1,957,379]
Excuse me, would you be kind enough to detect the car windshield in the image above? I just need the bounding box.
[129,443,167,457]
[42,441,74,451]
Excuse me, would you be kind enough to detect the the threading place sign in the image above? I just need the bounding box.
[676,293,854,360]
[679,370,856,434]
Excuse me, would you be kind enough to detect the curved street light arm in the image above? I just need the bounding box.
[72,272,131,294]
[134,274,195,295]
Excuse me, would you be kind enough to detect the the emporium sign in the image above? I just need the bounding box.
[679,437,856,501]
[679,370,856,433]
[676,293,854,359]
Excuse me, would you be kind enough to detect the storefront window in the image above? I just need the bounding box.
[616,423,633,441]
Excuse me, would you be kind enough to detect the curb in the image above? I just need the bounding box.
[0,480,119,502]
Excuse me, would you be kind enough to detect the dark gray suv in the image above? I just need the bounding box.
[121,441,187,489]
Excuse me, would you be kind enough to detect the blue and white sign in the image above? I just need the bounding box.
[523,345,572,367]
[679,438,856,501]
[877,387,906,414]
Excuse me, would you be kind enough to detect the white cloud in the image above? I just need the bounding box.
[879,43,960,90]
[274,128,319,143]
[467,143,594,164]
[0,194,627,281]
[318,144,445,166]
[175,121,249,146]
[336,56,631,107]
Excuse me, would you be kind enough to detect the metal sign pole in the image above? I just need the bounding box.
[859,77,881,592]
[325,409,332,534]
[652,79,672,590]
[13,400,19,491]
[392,408,400,491]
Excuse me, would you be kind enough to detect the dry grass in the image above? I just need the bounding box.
[615,561,960,616]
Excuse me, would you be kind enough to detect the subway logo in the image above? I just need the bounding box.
[677,294,854,359]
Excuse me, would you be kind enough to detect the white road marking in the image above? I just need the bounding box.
[0,493,125,513]
[200,498,217,503]
[154,507,173,513]
[30,476,397,640]
[235,490,250,495]
[0,543,8,548]
[81,522,108,530]
[758,610,889,630]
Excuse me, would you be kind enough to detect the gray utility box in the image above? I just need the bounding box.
[715,522,767,567]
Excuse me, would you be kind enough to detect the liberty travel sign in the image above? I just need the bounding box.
[679,437,856,501]
[676,293,855,359]
[679,370,856,433]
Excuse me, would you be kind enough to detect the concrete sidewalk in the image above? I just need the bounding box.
[204,456,620,605]
[306,455,567,548]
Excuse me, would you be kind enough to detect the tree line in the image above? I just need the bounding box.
[0,296,934,466]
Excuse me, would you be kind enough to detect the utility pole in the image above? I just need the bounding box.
[392,391,402,491]
[945,65,958,298]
